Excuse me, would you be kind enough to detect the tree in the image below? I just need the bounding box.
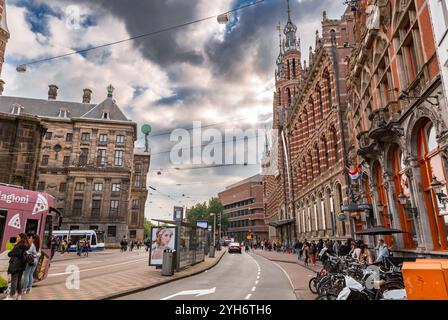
[186,197,228,235]
[143,218,154,239]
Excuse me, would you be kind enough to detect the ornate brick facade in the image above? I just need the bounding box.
[263,4,357,244]
[345,0,448,257]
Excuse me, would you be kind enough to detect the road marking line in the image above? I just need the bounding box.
[271,261,295,293]
[245,294,252,300]
[255,280,259,285]
[251,286,256,292]
[257,275,260,279]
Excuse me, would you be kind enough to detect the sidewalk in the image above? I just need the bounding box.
[1,250,226,300]
[253,249,322,300]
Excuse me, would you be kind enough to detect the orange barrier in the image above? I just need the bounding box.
[402,260,448,300]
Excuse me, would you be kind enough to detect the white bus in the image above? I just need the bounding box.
[52,230,105,252]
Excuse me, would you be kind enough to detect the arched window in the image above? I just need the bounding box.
[302,157,308,183]
[309,97,316,129]
[331,127,339,163]
[316,85,324,122]
[287,60,291,80]
[324,70,332,109]
[303,107,309,138]
[327,188,336,234]
[417,120,448,250]
[292,59,297,79]
[322,136,330,169]
[319,193,326,230]
[308,151,314,180]
[315,144,321,175]
[287,88,292,106]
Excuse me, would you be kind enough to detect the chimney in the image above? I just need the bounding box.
[48,85,58,100]
[82,88,92,103]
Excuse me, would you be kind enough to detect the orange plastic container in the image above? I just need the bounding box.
[401,261,448,300]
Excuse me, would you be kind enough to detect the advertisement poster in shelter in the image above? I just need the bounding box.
[149,227,177,266]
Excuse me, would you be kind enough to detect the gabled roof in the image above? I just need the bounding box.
[0,95,131,122]
[81,97,128,121]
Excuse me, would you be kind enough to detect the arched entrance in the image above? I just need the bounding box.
[416,119,448,250]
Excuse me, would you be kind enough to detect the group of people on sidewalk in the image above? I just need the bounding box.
[294,238,391,267]
[120,236,143,252]
[3,233,41,300]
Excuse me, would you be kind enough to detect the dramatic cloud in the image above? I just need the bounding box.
[3,0,346,220]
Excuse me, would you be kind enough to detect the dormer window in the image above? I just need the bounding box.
[58,108,69,118]
[11,104,22,115]
[102,112,110,120]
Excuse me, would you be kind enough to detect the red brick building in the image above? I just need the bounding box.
[263,3,357,244]
[345,0,448,258]
[218,174,268,243]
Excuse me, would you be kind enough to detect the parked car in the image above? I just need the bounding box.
[223,239,232,247]
[228,242,242,254]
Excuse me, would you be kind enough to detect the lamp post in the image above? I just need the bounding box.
[210,213,216,258]
[431,175,448,211]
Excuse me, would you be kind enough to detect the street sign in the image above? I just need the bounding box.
[141,124,152,134]
[173,206,183,221]
[196,220,208,229]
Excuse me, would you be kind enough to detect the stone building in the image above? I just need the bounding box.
[0,110,46,190]
[263,2,357,244]
[129,149,151,241]
[345,0,448,257]
[219,174,268,243]
[0,85,150,246]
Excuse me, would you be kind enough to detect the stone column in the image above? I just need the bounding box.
[409,158,433,252]
[84,177,94,221]
[405,167,425,250]
[383,172,405,249]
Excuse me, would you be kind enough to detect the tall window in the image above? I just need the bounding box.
[287,88,292,105]
[107,226,117,237]
[309,97,316,128]
[45,132,53,140]
[73,199,83,216]
[75,182,85,191]
[132,199,140,209]
[331,128,339,163]
[287,60,291,80]
[79,148,89,166]
[97,149,106,166]
[66,133,73,142]
[292,59,297,78]
[112,183,121,192]
[91,200,101,217]
[114,150,124,166]
[325,72,332,109]
[63,156,70,167]
[81,132,91,141]
[94,183,103,192]
[41,155,49,166]
[315,144,321,175]
[116,135,125,144]
[110,200,119,216]
[37,182,45,191]
[323,137,330,169]
[316,85,324,121]
[99,134,108,142]
[59,183,67,193]
[134,175,141,187]
[417,120,448,250]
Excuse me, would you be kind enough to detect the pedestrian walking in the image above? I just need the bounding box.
[302,242,309,266]
[3,233,30,300]
[309,240,317,266]
[50,236,57,259]
[23,234,41,294]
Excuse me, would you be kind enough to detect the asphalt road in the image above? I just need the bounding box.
[117,250,297,300]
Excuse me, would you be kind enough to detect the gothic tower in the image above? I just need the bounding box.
[0,0,10,94]
[273,0,301,129]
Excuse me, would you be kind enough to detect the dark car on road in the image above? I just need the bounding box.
[228,242,242,254]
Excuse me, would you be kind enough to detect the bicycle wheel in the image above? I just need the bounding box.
[309,277,319,294]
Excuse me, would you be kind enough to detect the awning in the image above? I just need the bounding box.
[267,218,295,228]
[354,225,407,235]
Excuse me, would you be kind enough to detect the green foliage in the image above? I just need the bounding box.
[186,197,228,233]
[143,218,154,239]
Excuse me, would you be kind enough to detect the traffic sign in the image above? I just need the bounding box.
[141,124,152,134]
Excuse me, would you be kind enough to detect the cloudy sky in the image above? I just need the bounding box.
[3,0,346,221]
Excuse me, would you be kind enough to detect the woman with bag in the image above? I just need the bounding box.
[22,234,41,294]
[3,233,30,300]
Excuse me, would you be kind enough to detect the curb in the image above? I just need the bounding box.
[252,252,321,273]
[100,251,227,300]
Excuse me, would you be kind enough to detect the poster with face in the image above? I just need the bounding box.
[149,227,176,266]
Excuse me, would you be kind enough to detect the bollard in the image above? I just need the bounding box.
[209,245,215,258]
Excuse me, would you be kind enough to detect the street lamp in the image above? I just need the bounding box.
[210,213,216,247]
[431,175,448,206]
[398,190,418,217]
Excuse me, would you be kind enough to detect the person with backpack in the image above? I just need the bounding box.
[3,233,30,300]
[22,234,41,294]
